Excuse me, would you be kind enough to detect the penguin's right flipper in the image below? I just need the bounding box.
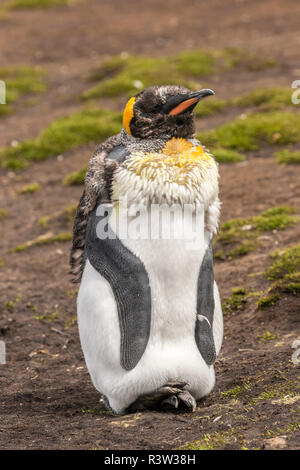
[85,199,151,372]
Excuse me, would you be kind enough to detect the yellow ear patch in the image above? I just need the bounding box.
[123,97,136,135]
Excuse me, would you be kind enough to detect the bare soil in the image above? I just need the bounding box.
[0,0,299,450]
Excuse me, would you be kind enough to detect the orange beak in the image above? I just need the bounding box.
[163,89,215,116]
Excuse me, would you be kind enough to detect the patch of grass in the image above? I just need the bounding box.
[11,231,72,252]
[63,167,87,185]
[64,315,77,329]
[34,312,58,322]
[212,148,246,163]
[0,66,46,115]
[266,245,300,280]
[214,206,299,260]
[1,0,72,11]
[195,87,292,118]
[183,429,244,450]
[82,49,275,100]
[66,288,78,299]
[221,379,251,400]
[258,331,279,341]
[274,150,300,165]
[232,87,292,111]
[5,300,14,312]
[257,294,280,310]
[17,183,40,194]
[0,108,122,170]
[249,380,299,406]
[38,216,51,229]
[263,245,300,297]
[197,111,300,152]
[38,203,77,228]
[255,206,299,231]
[0,258,5,267]
[194,97,228,117]
[0,209,8,219]
[82,54,196,100]
[222,287,247,314]
[264,421,300,439]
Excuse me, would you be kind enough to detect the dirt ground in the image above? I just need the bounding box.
[0,0,299,450]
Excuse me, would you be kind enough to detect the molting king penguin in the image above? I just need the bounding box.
[71,85,223,414]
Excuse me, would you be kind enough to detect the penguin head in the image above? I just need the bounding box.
[122,85,214,139]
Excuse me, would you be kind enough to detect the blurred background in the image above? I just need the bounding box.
[0,0,299,450]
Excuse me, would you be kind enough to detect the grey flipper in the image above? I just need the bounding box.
[107,144,130,163]
[195,241,216,365]
[85,199,151,371]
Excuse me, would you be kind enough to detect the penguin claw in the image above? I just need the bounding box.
[160,395,179,410]
[178,390,197,412]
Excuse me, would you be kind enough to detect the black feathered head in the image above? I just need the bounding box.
[122,85,214,139]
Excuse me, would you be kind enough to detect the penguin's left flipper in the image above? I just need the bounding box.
[127,381,196,413]
[85,199,151,371]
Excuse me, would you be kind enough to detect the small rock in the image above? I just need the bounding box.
[264,436,287,450]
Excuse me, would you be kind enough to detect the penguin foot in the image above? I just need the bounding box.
[127,380,197,413]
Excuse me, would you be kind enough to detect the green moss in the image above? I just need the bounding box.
[173,50,217,77]
[38,203,77,228]
[232,87,292,110]
[194,87,292,119]
[0,258,5,267]
[63,166,87,185]
[222,287,247,314]
[5,300,14,312]
[263,245,300,297]
[38,216,50,229]
[197,111,300,152]
[13,243,27,253]
[64,315,77,329]
[34,312,58,322]
[228,240,258,258]
[215,206,299,260]
[66,288,78,298]
[11,231,72,252]
[183,429,244,450]
[264,422,300,439]
[2,0,72,10]
[257,295,280,309]
[82,49,275,100]
[221,380,251,399]
[258,330,279,341]
[39,232,72,244]
[212,148,246,163]
[245,58,277,71]
[275,150,300,165]
[194,97,228,117]
[61,204,77,222]
[17,183,40,194]
[0,66,46,116]
[266,245,300,280]
[249,380,299,406]
[0,108,122,170]
[82,54,195,100]
[255,206,298,231]
[0,209,8,219]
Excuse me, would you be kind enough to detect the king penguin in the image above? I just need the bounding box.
[71,85,223,414]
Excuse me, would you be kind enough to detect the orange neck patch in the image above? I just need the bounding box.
[123,97,136,135]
